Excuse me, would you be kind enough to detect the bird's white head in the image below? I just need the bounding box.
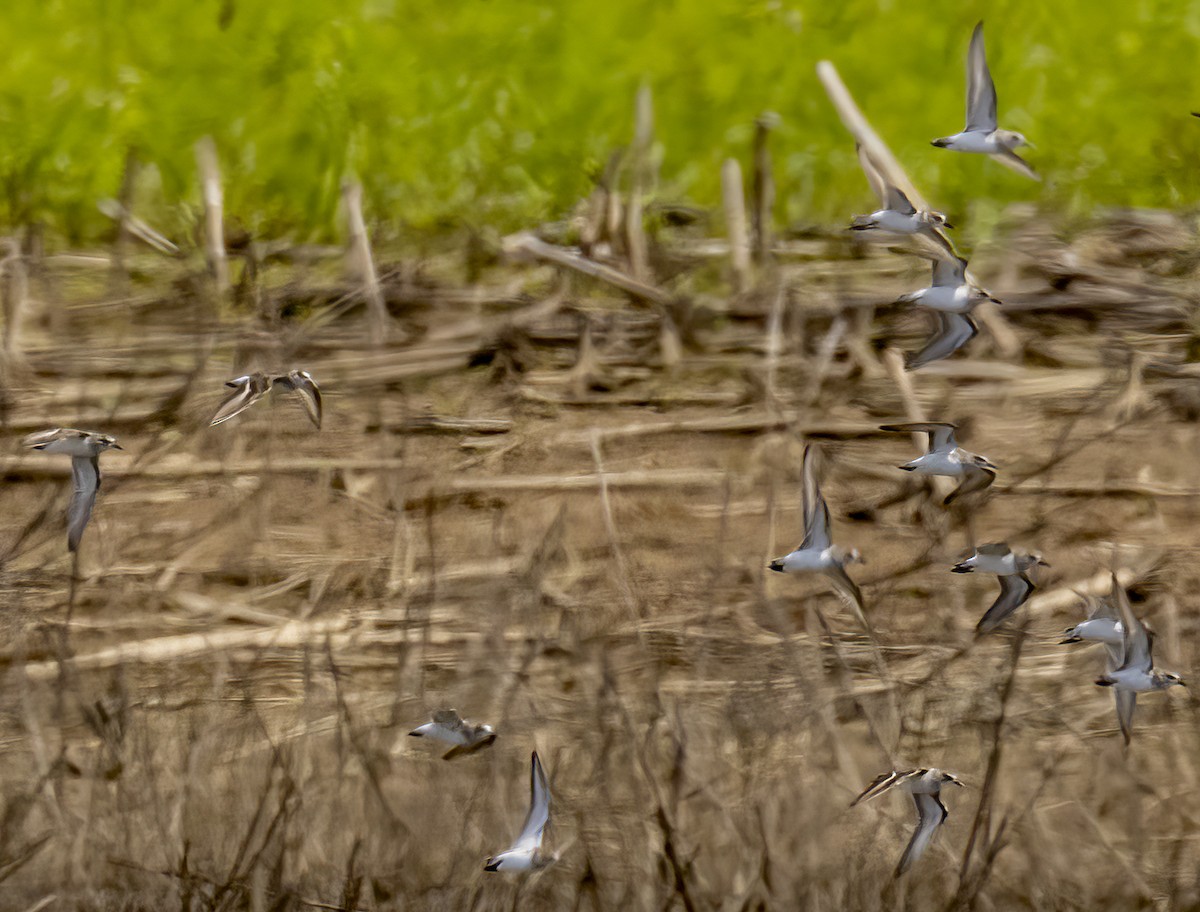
[925,210,953,229]
[89,434,123,452]
[1156,672,1187,689]
[995,130,1032,150]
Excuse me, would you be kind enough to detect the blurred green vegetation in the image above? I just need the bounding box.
[4,0,1200,246]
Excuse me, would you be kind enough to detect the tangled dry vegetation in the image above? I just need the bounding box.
[0,201,1199,912]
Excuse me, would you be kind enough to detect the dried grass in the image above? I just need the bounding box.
[0,207,1196,911]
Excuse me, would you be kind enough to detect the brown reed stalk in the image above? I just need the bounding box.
[626,84,653,282]
[948,626,1026,910]
[752,114,778,265]
[342,181,389,346]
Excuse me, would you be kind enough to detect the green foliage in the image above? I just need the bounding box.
[3,0,1200,244]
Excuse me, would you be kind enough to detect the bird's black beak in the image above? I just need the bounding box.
[943,221,955,229]
[112,444,124,450]
[767,560,785,573]
[484,859,501,872]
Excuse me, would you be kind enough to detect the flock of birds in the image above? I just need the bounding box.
[20,372,555,872]
[850,20,1033,371]
[768,440,1185,875]
[772,21,1187,877]
[8,20,1191,883]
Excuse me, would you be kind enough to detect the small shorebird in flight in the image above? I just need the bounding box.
[880,422,996,505]
[952,543,1048,634]
[485,752,558,873]
[408,709,496,760]
[849,144,957,260]
[1094,573,1185,745]
[23,428,123,552]
[768,445,866,626]
[896,253,999,369]
[210,370,322,428]
[931,22,1038,181]
[851,768,965,877]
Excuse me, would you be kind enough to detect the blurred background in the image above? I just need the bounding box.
[0,2,1199,912]
[3,0,1200,245]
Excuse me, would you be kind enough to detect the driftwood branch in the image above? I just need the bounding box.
[502,232,673,306]
[194,136,229,295]
[721,158,751,292]
[816,60,931,212]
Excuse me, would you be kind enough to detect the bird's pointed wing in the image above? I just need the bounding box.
[210,377,265,426]
[931,254,968,288]
[411,713,471,747]
[975,573,1034,634]
[442,730,496,760]
[511,752,551,852]
[278,371,323,429]
[879,422,958,451]
[907,312,978,371]
[989,148,1040,181]
[929,424,958,450]
[896,792,947,877]
[976,542,1013,558]
[915,224,960,262]
[817,60,932,212]
[824,565,867,627]
[799,445,832,552]
[888,185,918,217]
[855,142,889,209]
[1115,689,1136,746]
[1089,594,1120,622]
[944,463,996,505]
[1103,642,1125,673]
[854,139,913,214]
[1111,574,1153,672]
[850,770,906,806]
[67,455,101,553]
[965,22,998,133]
[432,709,466,732]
